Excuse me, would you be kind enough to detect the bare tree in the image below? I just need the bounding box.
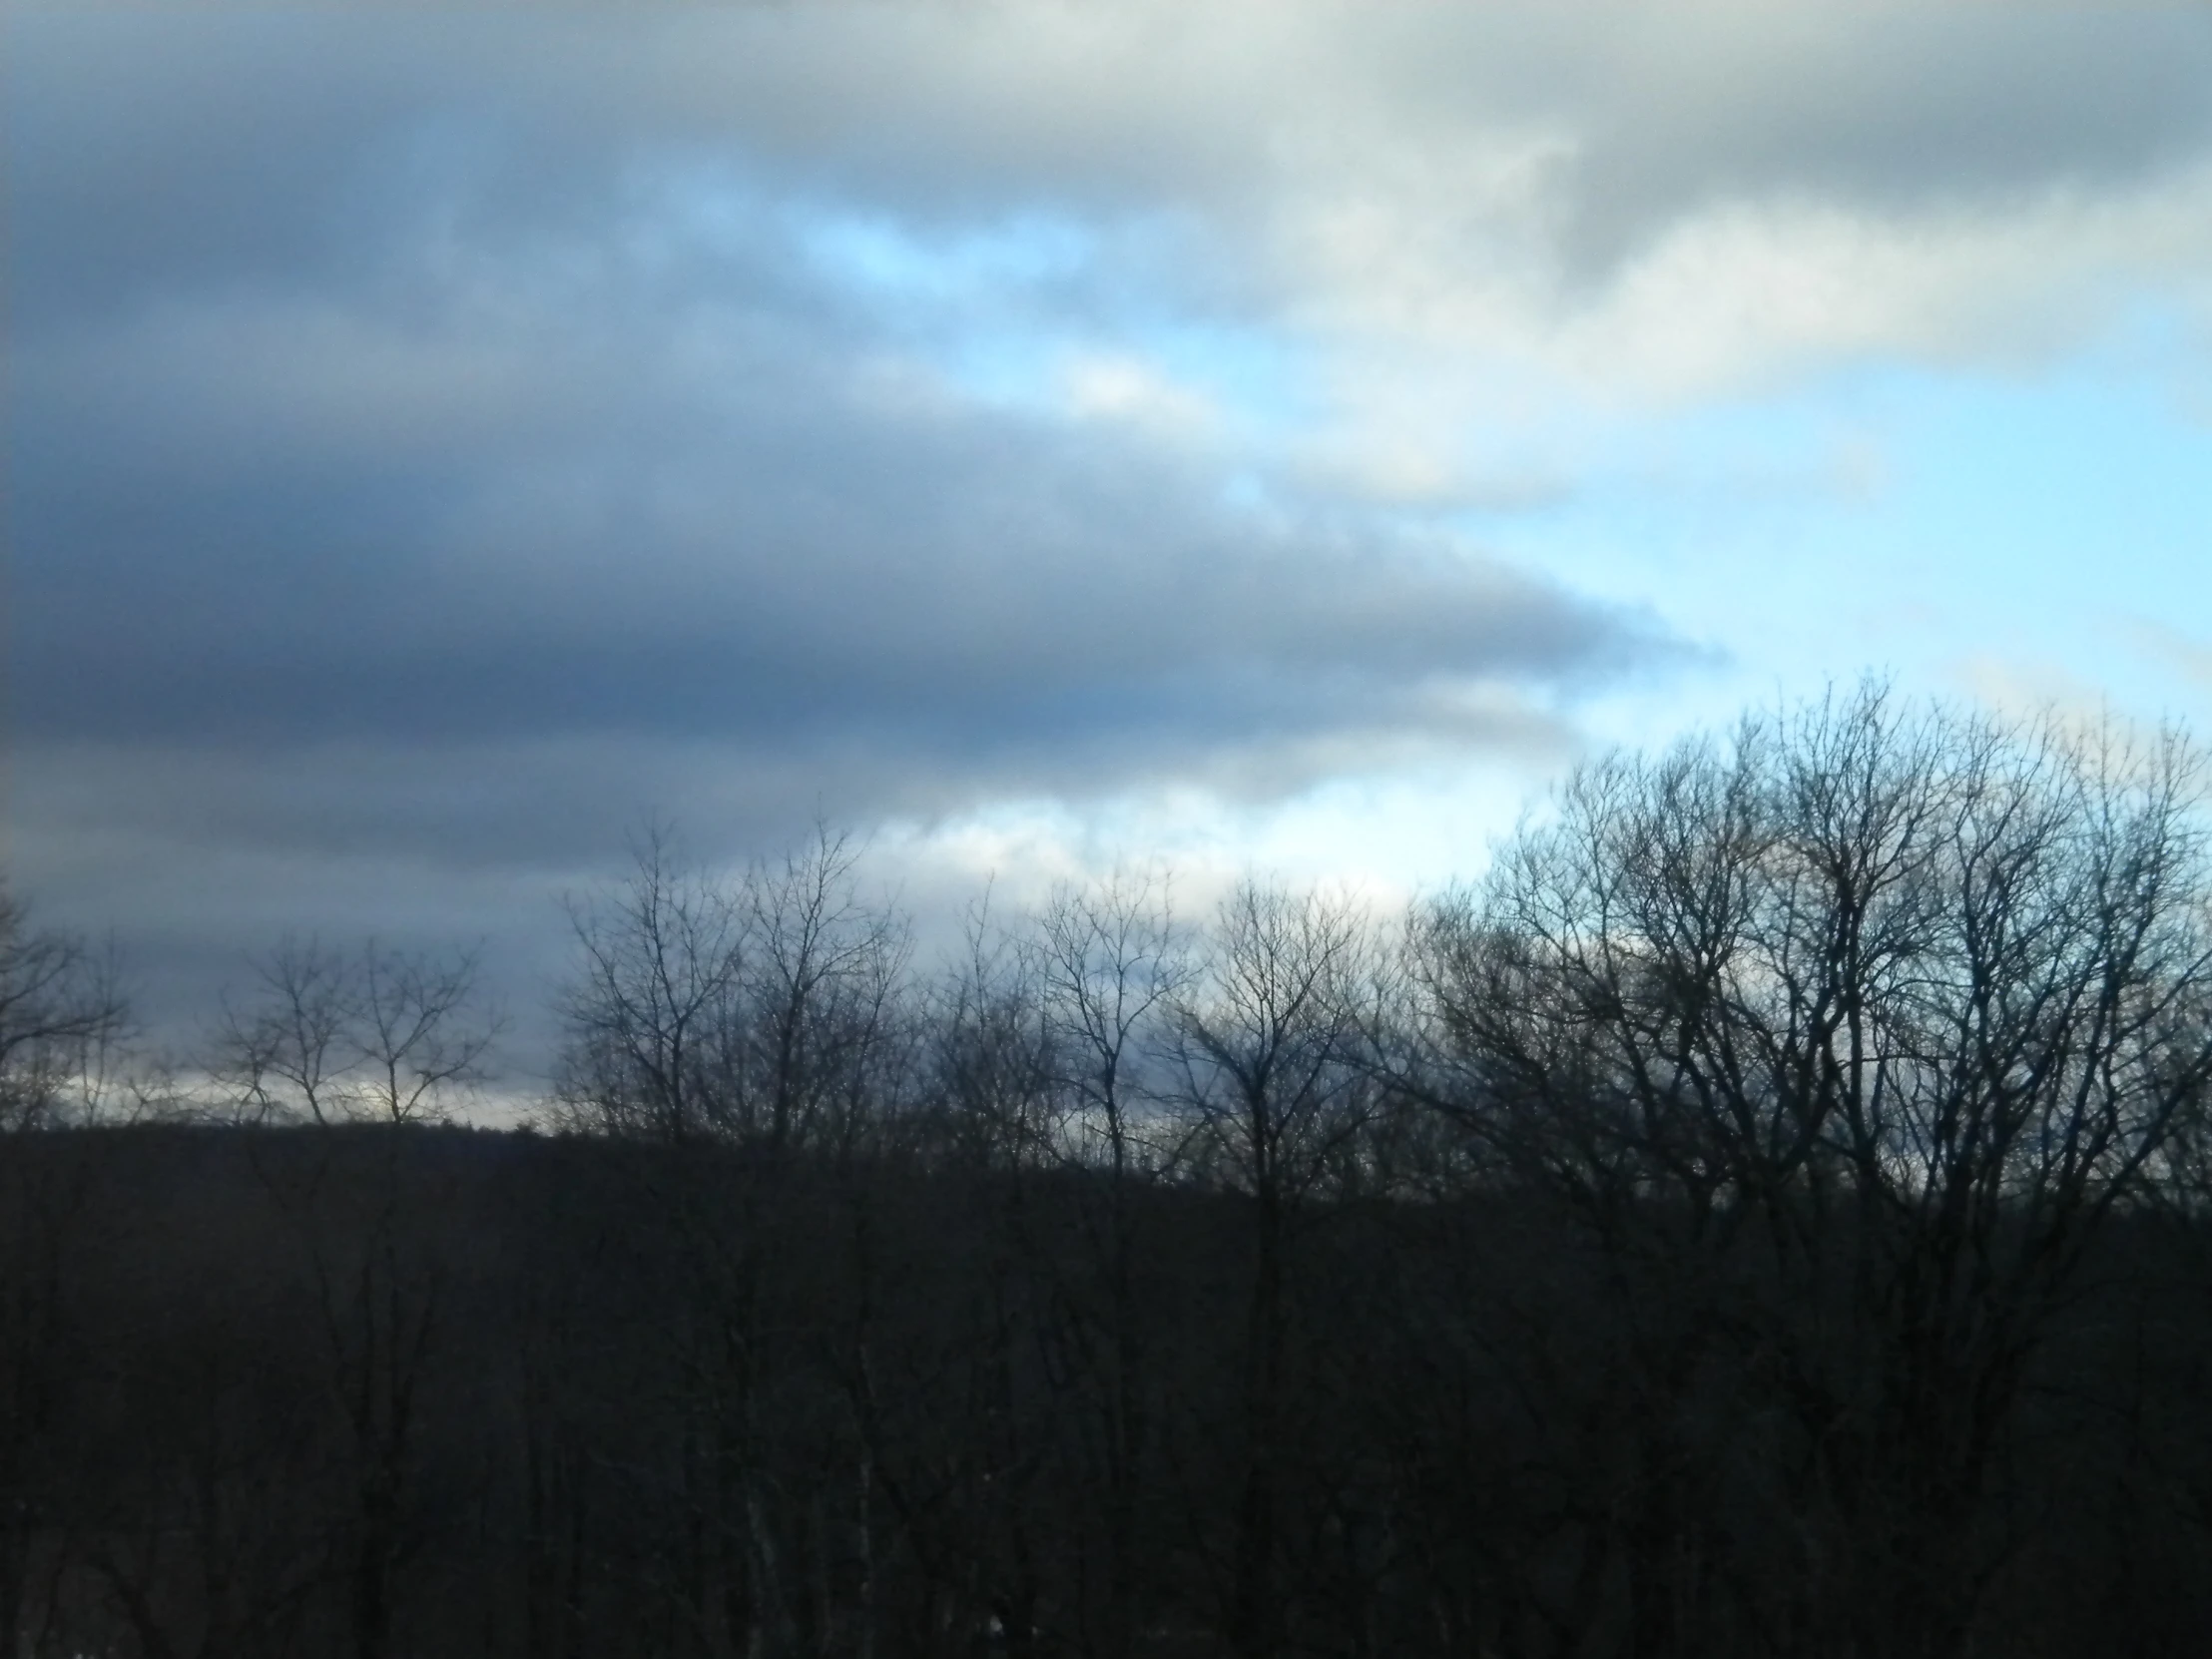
[0,885,128,1134]
[552,823,911,1154]
[1410,684,2212,1657]
[1173,881,1377,1211]
[215,941,351,1128]
[1035,867,1190,1180]
[550,824,916,1659]
[552,828,747,1142]
[1027,869,1189,1659]
[741,824,912,1158]
[353,947,499,1126]
[0,885,129,1658]
[1170,879,1377,1659]
[198,933,498,1653]
[925,889,1056,1168]
[215,940,496,1128]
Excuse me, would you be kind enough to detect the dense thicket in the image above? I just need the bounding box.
[6,688,2212,1659]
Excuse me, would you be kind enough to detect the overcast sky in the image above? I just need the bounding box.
[10,2,2212,1062]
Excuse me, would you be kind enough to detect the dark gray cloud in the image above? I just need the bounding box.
[1543,9,2212,275]
[23,8,2212,322]
[30,2,2196,1050]
[12,214,1647,762]
[6,6,1678,1051]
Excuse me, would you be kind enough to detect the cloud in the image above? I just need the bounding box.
[13,264,1652,762]
[8,18,1665,1027]
[12,0,2206,1043]
[22,6,2212,352]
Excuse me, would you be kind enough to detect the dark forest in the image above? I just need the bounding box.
[8,689,2212,1659]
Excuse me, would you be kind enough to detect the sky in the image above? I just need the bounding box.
[8,2,2212,1065]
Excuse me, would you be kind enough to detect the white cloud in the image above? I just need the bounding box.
[1059,352,1220,437]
